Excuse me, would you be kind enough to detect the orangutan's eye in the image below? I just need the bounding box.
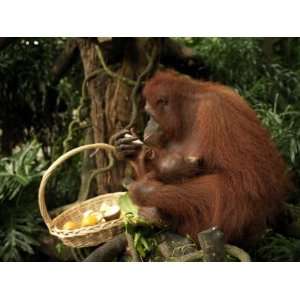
[157,98,168,106]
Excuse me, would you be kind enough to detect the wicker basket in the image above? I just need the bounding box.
[38,143,126,248]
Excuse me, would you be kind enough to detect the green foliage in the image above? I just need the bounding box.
[0,38,82,157]
[182,37,263,92]
[119,192,139,220]
[0,141,47,261]
[0,213,41,262]
[0,141,46,201]
[0,38,83,228]
[0,39,62,151]
[250,230,300,261]
[119,193,158,259]
[255,99,300,173]
[182,38,300,107]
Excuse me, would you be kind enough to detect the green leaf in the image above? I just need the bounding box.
[118,193,138,217]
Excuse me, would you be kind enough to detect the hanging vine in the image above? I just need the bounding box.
[64,40,159,203]
[62,69,103,152]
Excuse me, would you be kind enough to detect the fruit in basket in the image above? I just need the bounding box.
[63,221,78,230]
[102,204,121,221]
[81,214,98,227]
[99,203,111,213]
[81,210,100,227]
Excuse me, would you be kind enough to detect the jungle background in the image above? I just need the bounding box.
[0,37,300,262]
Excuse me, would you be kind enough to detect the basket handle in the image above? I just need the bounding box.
[38,143,116,230]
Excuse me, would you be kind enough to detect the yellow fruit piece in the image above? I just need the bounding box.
[81,214,98,227]
[63,221,78,230]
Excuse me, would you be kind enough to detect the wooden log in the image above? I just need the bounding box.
[37,233,73,261]
[157,232,197,258]
[84,233,127,262]
[197,227,225,262]
[167,250,204,262]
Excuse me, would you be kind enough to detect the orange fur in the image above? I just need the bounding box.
[128,70,291,243]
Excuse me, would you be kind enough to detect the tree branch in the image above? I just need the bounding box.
[162,38,196,61]
[225,244,251,262]
[51,38,79,84]
[161,38,209,78]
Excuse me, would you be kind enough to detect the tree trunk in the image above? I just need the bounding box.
[78,38,160,194]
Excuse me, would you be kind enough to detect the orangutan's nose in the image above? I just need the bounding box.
[145,104,150,113]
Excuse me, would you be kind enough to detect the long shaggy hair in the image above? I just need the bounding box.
[129,70,292,244]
